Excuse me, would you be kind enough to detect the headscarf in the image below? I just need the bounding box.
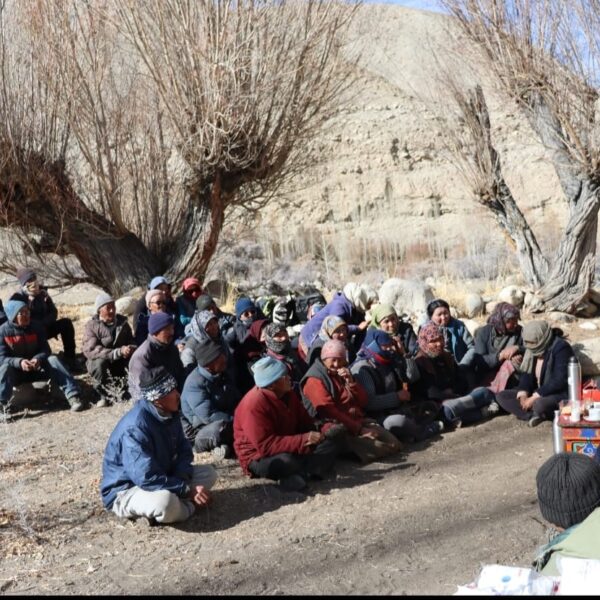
[145,289,164,309]
[343,283,378,313]
[488,302,520,336]
[321,339,347,361]
[264,322,291,355]
[182,277,202,300]
[418,322,444,357]
[318,315,347,342]
[369,303,397,331]
[520,320,554,375]
[360,329,396,365]
[189,310,219,343]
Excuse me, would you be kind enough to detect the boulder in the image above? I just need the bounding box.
[573,339,600,376]
[574,300,598,318]
[497,285,525,307]
[547,311,576,324]
[116,295,138,317]
[579,322,599,331]
[378,278,435,318]
[486,301,498,315]
[524,291,544,312]
[462,318,482,338]
[465,293,484,318]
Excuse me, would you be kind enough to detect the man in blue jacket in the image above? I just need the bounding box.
[101,366,218,524]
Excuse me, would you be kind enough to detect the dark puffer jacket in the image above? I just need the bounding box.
[82,314,135,363]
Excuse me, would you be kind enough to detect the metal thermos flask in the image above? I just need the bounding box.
[568,356,582,403]
[552,410,563,454]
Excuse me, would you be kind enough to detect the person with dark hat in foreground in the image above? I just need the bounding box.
[0,300,85,412]
[128,312,184,402]
[534,452,600,575]
[11,267,83,372]
[101,367,217,524]
[82,293,136,406]
[180,340,241,460]
[233,356,341,492]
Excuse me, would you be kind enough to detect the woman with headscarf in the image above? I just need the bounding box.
[351,329,444,442]
[298,282,378,362]
[370,303,418,357]
[263,322,307,385]
[496,320,574,427]
[176,278,203,330]
[306,315,351,367]
[413,322,494,427]
[473,302,524,386]
[180,310,234,378]
[300,339,401,463]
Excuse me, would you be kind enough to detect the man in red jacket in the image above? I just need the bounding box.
[233,356,341,492]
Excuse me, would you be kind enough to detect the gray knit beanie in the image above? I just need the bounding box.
[536,452,600,529]
[95,292,115,314]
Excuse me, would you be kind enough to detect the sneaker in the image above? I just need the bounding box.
[278,474,307,492]
[211,444,231,460]
[481,402,501,419]
[68,396,85,412]
[528,415,544,428]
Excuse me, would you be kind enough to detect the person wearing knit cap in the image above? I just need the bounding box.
[496,320,574,427]
[131,276,182,344]
[0,299,85,413]
[351,329,444,443]
[176,277,203,330]
[180,339,241,460]
[300,339,401,464]
[369,303,418,358]
[101,366,218,525]
[82,293,136,407]
[298,283,376,365]
[192,294,236,337]
[534,453,600,575]
[128,312,184,403]
[233,356,341,491]
[10,267,82,373]
[264,322,307,385]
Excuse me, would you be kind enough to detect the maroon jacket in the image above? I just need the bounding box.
[233,386,316,476]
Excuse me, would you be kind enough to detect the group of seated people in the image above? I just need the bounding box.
[0,269,577,526]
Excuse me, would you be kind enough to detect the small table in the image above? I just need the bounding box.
[558,411,600,456]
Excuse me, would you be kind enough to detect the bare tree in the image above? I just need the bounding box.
[0,0,358,295]
[440,0,600,313]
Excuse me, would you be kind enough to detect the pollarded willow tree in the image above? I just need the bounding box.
[0,0,358,295]
[440,0,600,313]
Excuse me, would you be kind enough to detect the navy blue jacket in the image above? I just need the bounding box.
[180,365,242,431]
[518,335,573,397]
[100,399,193,509]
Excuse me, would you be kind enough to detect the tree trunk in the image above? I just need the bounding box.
[0,149,157,295]
[536,180,600,312]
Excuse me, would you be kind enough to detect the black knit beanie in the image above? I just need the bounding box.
[195,340,223,368]
[536,452,600,529]
[196,294,215,312]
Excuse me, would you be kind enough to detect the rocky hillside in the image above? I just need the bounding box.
[245,4,567,281]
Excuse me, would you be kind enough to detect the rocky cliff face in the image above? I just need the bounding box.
[251,4,566,272]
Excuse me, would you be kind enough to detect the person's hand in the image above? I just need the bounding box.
[511,355,523,367]
[392,336,406,356]
[499,346,520,361]
[357,320,369,331]
[337,367,353,383]
[29,358,40,370]
[359,425,379,440]
[190,485,212,509]
[120,345,134,359]
[177,343,185,352]
[304,431,324,446]
[397,389,411,402]
[20,359,34,371]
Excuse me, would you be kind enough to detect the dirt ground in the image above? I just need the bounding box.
[1,385,555,596]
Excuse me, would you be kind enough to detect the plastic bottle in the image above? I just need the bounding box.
[568,356,582,423]
[552,410,563,454]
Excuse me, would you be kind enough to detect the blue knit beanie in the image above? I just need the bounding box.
[235,297,256,319]
[149,276,170,290]
[251,356,288,388]
[148,312,174,335]
[364,329,393,352]
[6,300,27,323]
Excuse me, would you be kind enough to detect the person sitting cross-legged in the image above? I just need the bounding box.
[82,293,136,407]
[233,356,341,492]
[0,300,85,413]
[180,340,242,460]
[100,366,218,525]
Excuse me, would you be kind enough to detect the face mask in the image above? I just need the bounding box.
[240,315,256,327]
[267,338,291,355]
